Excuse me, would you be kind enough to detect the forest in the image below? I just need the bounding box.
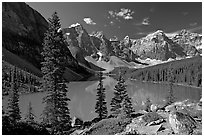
[111,56,202,88]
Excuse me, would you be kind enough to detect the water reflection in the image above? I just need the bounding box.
[2,76,201,122]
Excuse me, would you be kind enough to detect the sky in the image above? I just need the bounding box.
[27,2,202,40]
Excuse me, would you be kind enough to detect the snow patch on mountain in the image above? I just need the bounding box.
[69,23,81,28]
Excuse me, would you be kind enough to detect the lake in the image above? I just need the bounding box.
[2,76,201,121]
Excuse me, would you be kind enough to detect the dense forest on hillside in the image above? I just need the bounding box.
[2,61,41,95]
[111,56,202,87]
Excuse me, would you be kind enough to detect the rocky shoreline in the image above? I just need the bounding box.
[71,99,202,135]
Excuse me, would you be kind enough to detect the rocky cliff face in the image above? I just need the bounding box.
[62,23,97,56]
[2,2,48,68]
[62,24,202,64]
[62,24,113,62]
[130,30,201,61]
[130,30,186,61]
[171,29,202,56]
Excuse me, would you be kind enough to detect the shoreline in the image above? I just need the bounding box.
[128,78,202,89]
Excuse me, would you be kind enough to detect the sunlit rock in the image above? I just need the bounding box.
[169,111,197,134]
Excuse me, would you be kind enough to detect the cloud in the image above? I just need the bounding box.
[108,8,134,20]
[189,22,198,26]
[142,17,150,25]
[187,26,202,33]
[136,32,149,35]
[83,17,96,25]
[166,26,202,36]
[134,17,150,26]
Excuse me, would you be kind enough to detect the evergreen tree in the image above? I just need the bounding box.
[25,102,35,123]
[110,73,134,118]
[41,12,71,134]
[95,72,108,120]
[165,64,176,106]
[119,95,135,118]
[7,67,21,124]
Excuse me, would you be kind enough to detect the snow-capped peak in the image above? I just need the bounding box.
[165,32,178,38]
[68,23,81,28]
[146,30,164,39]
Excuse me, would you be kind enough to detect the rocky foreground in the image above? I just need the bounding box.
[71,99,202,135]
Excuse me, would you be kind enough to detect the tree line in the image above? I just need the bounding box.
[124,56,202,87]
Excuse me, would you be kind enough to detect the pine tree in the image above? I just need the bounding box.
[41,12,71,134]
[95,72,108,120]
[7,67,21,124]
[165,64,176,106]
[119,95,135,118]
[25,102,35,123]
[110,73,134,118]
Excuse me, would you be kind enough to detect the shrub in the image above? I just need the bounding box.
[2,120,49,135]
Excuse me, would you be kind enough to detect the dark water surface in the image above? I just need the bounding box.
[2,76,201,121]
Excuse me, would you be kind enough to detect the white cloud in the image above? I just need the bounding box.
[189,22,197,26]
[134,17,150,26]
[188,26,202,32]
[142,17,150,25]
[108,8,134,20]
[83,17,96,25]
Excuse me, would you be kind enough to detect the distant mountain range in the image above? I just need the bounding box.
[2,2,202,81]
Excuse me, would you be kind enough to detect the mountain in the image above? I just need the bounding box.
[2,2,48,68]
[2,2,100,82]
[130,30,186,61]
[130,30,201,61]
[62,24,114,61]
[62,23,202,73]
[171,29,202,56]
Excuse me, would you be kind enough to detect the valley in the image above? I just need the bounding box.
[2,2,202,135]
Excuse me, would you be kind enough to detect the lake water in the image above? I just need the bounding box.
[2,76,201,121]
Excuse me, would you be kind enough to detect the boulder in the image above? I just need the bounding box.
[146,118,165,126]
[169,111,197,135]
[150,104,158,112]
[165,100,202,119]
[137,125,162,135]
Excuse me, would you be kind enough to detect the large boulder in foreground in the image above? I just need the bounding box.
[169,111,197,135]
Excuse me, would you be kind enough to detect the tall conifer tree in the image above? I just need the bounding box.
[7,67,21,124]
[25,102,35,123]
[165,64,176,106]
[41,12,71,134]
[95,72,108,120]
[110,73,134,118]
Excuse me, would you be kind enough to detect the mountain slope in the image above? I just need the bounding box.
[2,2,48,68]
[2,2,100,81]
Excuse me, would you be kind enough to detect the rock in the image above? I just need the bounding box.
[169,111,197,135]
[137,124,162,135]
[71,116,83,127]
[150,104,158,112]
[165,100,202,119]
[2,2,48,68]
[123,123,139,135]
[125,120,163,135]
[147,118,165,126]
